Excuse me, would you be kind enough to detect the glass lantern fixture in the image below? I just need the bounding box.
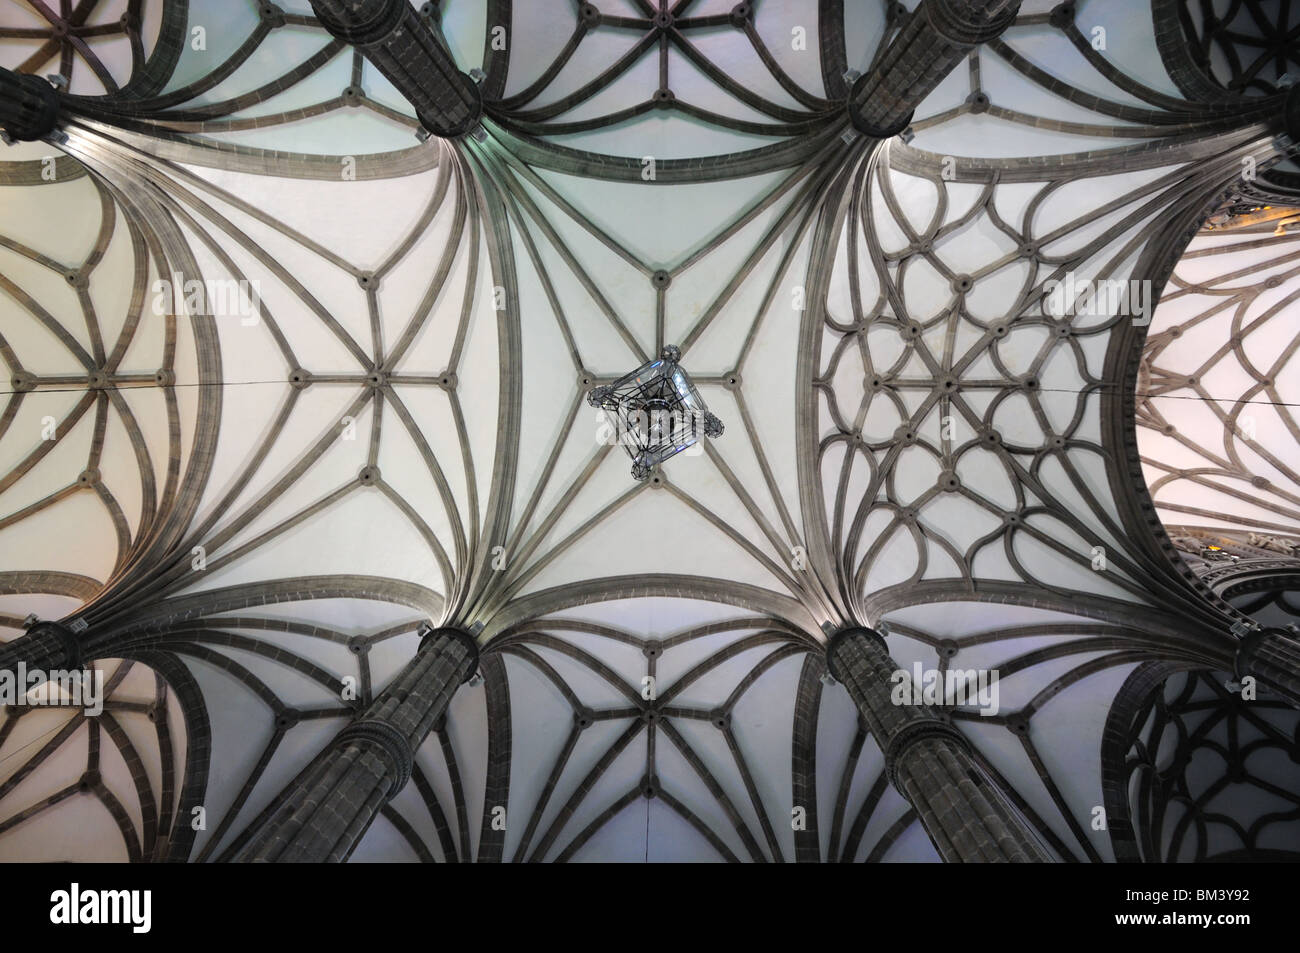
[587,345,724,482]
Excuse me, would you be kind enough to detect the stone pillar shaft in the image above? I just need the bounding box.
[0,622,80,675]
[308,0,482,137]
[236,626,477,862]
[827,627,1048,862]
[0,67,61,142]
[847,0,1021,136]
[1239,628,1300,707]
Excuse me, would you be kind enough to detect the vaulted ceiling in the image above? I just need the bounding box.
[0,0,1297,862]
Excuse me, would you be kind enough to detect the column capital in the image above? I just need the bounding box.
[1233,625,1300,673]
[846,0,1022,138]
[824,618,1048,860]
[235,626,476,861]
[27,620,82,669]
[824,624,888,681]
[419,623,480,681]
[335,718,414,796]
[307,0,483,137]
[846,106,915,140]
[0,619,82,675]
[925,0,1022,46]
[0,68,61,143]
[309,0,407,47]
[1233,626,1300,708]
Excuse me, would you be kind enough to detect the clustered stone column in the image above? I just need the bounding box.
[1171,542,1300,709]
[826,626,1049,862]
[1236,627,1300,708]
[236,625,478,862]
[308,0,482,138]
[847,0,1021,137]
[0,66,61,142]
[0,621,81,675]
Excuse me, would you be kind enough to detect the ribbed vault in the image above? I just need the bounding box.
[0,0,1298,862]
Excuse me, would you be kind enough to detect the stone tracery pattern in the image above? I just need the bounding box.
[1103,664,1300,861]
[1138,223,1300,538]
[0,0,1299,862]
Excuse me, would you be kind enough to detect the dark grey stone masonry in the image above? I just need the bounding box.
[0,67,61,142]
[309,0,482,137]
[235,625,478,862]
[0,621,81,674]
[827,626,1050,862]
[1238,627,1300,708]
[847,0,1021,136]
